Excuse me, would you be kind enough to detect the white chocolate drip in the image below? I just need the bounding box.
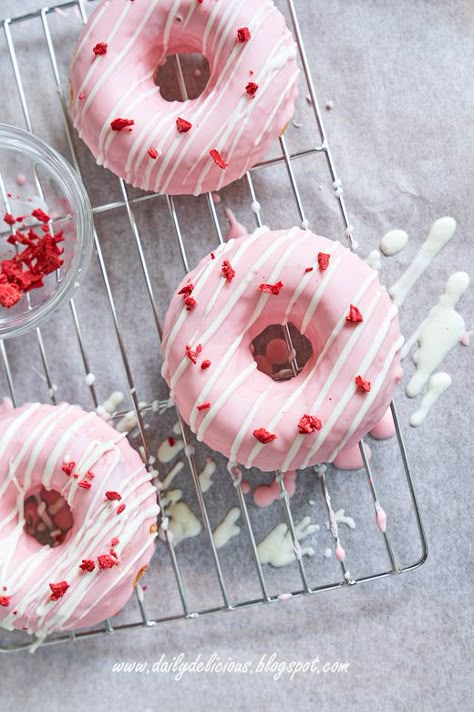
[410,373,452,427]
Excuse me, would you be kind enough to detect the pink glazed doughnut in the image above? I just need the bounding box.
[69,0,299,195]
[0,403,159,641]
[161,228,403,472]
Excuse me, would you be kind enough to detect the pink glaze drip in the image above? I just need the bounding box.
[333,442,372,471]
[224,208,248,241]
[240,480,251,495]
[375,502,387,533]
[0,403,158,638]
[69,0,299,195]
[369,408,396,440]
[252,471,296,507]
[161,228,402,472]
[335,544,346,562]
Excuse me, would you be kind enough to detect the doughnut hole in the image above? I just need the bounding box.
[155,53,210,102]
[23,486,73,548]
[251,323,313,382]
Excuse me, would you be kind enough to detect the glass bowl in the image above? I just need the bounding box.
[0,124,93,339]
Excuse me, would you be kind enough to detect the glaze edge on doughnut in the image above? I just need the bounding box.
[69,0,299,195]
[162,228,403,472]
[0,403,159,640]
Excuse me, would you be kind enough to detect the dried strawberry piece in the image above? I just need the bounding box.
[185,344,202,364]
[245,82,258,97]
[3,213,16,226]
[117,503,126,515]
[98,554,117,570]
[317,252,330,271]
[147,147,158,159]
[0,282,21,308]
[305,267,314,273]
[253,428,277,444]
[184,296,197,310]
[258,281,283,295]
[105,491,122,501]
[79,559,95,573]
[31,208,50,223]
[237,27,251,43]
[346,304,363,323]
[110,118,135,131]
[168,436,175,447]
[297,414,322,434]
[178,283,194,296]
[176,117,192,133]
[209,149,228,169]
[78,480,92,490]
[92,42,108,56]
[197,402,211,411]
[201,359,211,370]
[111,537,120,547]
[49,581,69,600]
[62,461,75,476]
[221,260,235,282]
[355,375,371,392]
[0,596,10,607]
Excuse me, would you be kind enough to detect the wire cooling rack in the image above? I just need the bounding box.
[0,0,427,653]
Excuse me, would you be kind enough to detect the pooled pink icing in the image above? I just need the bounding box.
[161,227,402,472]
[333,442,372,470]
[253,471,296,507]
[224,208,248,241]
[69,0,299,195]
[0,403,158,639]
[369,407,396,440]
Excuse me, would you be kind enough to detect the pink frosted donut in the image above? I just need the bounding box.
[0,403,159,640]
[69,0,299,195]
[161,227,403,472]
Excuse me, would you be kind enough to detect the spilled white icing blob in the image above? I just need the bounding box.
[323,548,332,559]
[84,373,96,386]
[410,372,452,427]
[100,391,124,415]
[212,507,241,548]
[172,421,181,435]
[380,229,408,256]
[157,437,185,463]
[403,271,469,396]
[198,457,216,493]
[257,517,318,568]
[389,217,456,306]
[167,501,201,544]
[334,509,356,530]
[115,410,138,434]
[365,250,381,270]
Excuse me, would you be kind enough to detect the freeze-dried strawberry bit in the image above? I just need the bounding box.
[0,596,10,607]
[297,414,322,434]
[49,581,69,600]
[78,479,92,490]
[184,296,197,311]
[93,42,108,56]
[258,281,284,295]
[78,92,86,101]
[79,559,95,573]
[98,554,117,570]
[346,304,363,323]
[168,436,175,447]
[105,491,122,501]
[31,208,50,223]
[201,359,211,370]
[317,252,330,271]
[245,82,258,97]
[178,283,194,296]
[147,147,158,159]
[197,402,211,411]
[253,428,277,444]
[176,117,192,133]
[185,344,202,364]
[237,27,251,43]
[111,537,120,547]
[210,252,215,260]
[209,149,228,169]
[3,213,16,226]
[0,282,22,308]
[110,117,135,131]
[355,375,371,392]
[117,503,126,515]
[221,260,235,282]
[305,267,314,273]
[62,461,76,476]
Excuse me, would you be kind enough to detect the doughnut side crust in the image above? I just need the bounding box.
[162,228,403,472]
[69,0,299,195]
[0,403,159,639]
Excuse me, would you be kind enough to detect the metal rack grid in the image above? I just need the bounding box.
[0,0,427,653]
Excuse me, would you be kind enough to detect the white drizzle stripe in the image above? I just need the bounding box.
[42,411,97,488]
[284,243,340,319]
[69,1,110,74]
[78,0,161,129]
[185,229,301,429]
[327,336,405,462]
[246,270,381,468]
[229,385,272,464]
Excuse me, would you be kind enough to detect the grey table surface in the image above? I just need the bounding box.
[0,0,472,710]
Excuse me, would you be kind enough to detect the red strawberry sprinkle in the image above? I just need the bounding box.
[297,414,322,434]
[147,147,158,159]
[62,461,76,476]
[111,118,135,131]
[105,491,122,501]
[0,596,10,607]
[221,260,235,282]
[317,252,330,271]
[178,283,194,296]
[253,428,277,444]
[209,149,228,169]
[176,117,192,133]
[49,581,69,600]
[77,480,92,490]
[237,27,251,43]
[79,559,95,573]
[355,375,371,392]
[201,359,211,370]
[197,402,211,411]
[117,503,126,515]
[31,208,50,223]
[98,554,117,570]
[245,82,258,97]
[346,304,363,323]
[93,42,108,56]
[258,281,284,295]
[3,213,16,226]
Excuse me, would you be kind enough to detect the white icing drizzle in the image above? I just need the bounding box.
[333,509,356,530]
[365,250,381,270]
[212,507,241,549]
[410,372,452,427]
[389,217,456,306]
[99,391,124,416]
[198,457,216,493]
[402,272,469,396]
[257,517,318,568]
[380,229,408,256]
[167,501,201,544]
